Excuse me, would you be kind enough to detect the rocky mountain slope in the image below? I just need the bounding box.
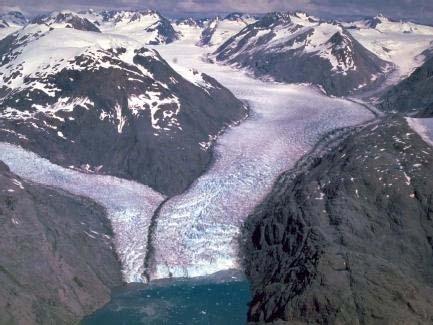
[0,11,27,27]
[98,10,180,45]
[0,160,122,324]
[213,12,391,96]
[31,11,101,32]
[0,11,27,40]
[197,13,256,47]
[242,116,433,324]
[174,18,208,42]
[0,23,247,196]
[379,53,433,116]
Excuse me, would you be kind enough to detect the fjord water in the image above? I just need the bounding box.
[82,277,250,325]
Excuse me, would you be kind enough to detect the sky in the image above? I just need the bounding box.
[2,0,433,23]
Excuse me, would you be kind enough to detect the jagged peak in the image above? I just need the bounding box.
[223,12,254,21]
[30,11,101,32]
[101,9,162,23]
[0,11,27,26]
[254,11,292,28]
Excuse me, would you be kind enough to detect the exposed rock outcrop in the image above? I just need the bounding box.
[0,161,122,324]
[242,117,433,324]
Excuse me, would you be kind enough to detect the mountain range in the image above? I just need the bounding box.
[0,15,247,195]
[213,12,392,96]
[1,7,433,325]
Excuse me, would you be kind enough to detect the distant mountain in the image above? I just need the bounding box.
[0,11,27,27]
[175,17,207,28]
[0,11,27,40]
[99,10,180,45]
[344,14,433,34]
[144,17,179,45]
[0,20,9,29]
[213,12,391,96]
[288,11,320,25]
[343,14,433,78]
[0,24,247,196]
[197,13,256,47]
[342,15,389,30]
[379,52,433,116]
[31,11,101,32]
[224,12,257,21]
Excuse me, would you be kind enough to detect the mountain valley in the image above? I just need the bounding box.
[1,7,433,324]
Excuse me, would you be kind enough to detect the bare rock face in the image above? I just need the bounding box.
[0,161,122,324]
[242,117,433,324]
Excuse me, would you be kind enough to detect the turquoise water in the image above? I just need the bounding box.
[82,277,251,325]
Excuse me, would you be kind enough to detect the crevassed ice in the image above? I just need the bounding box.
[1,33,375,282]
[147,39,374,279]
[0,143,165,283]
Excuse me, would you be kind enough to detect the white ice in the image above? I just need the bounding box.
[147,38,374,279]
[200,17,255,47]
[348,17,433,79]
[0,21,376,282]
[0,143,165,283]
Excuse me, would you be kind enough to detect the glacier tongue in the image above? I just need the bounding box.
[0,143,165,283]
[0,36,375,283]
[147,40,375,280]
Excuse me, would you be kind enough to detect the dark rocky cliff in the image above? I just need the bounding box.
[0,161,122,324]
[242,117,433,324]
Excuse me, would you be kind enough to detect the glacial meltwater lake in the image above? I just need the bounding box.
[82,275,251,325]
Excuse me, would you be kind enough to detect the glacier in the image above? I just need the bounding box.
[0,33,375,283]
[147,39,375,279]
[0,142,165,283]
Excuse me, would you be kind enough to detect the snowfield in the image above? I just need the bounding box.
[147,38,374,279]
[348,16,433,79]
[0,143,165,283]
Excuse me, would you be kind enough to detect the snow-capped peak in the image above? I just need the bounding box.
[197,13,256,47]
[223,12,255,22]
[175,17,201,27]
[289,11,320,26]
[213,12,390,96]
[30,11,101,32]
[101,10,161,27]
[96,10,179,45]
[0,11,27,27]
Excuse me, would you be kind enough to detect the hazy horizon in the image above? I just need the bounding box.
[1,0,433,24]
